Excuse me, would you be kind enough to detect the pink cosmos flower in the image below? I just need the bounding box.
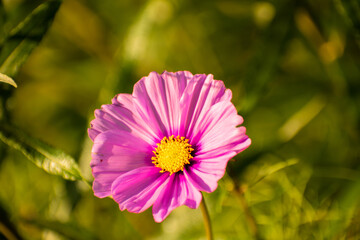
[88,71,251,222]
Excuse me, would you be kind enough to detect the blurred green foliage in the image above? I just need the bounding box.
[0,0,359,239]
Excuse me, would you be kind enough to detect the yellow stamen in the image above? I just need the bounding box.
[152,135,194,174]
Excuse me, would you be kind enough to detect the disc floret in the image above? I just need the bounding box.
[152,135,194,174]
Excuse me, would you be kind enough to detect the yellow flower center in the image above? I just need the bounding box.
[152,135,194,174]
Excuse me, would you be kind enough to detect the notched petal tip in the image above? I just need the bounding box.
[160,70,195,80]
[153,211,166,223]
[242,137,252,150]
[92,180,112,199]
[88,127,100,142]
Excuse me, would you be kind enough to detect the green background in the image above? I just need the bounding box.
[0,0,359,239]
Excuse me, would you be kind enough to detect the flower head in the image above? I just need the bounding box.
[88,71,251,222]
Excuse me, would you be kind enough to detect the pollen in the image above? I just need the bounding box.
[152,135,194,174]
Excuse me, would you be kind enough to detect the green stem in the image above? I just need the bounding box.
[200,193,213,240]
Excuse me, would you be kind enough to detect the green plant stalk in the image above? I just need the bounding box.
[200,193,213,240]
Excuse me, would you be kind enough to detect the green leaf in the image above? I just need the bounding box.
[0,124,84,181]
[0,0,61,77]
[0,72,17,87]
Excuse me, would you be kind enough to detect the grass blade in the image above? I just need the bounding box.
[0,72,17,87]
[0,0,61,77]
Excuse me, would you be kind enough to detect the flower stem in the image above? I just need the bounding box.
[200,193,213,240]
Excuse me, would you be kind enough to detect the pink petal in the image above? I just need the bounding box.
[179,74,232,138]
[89,93,157,144]
[192,100,251,155]
[183,151,250,196]
[91,130,153,198]
[192,151,236,170]
[184,177,202,209]
[88,128,100,142]
[132,71,193,137]
[89,109,120,140]
[111,167,169,213]
[184,152,237,194]
[197,127,251,157]
[152,173,202,222]
[181,100,250,194]
[93,172,122,198]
